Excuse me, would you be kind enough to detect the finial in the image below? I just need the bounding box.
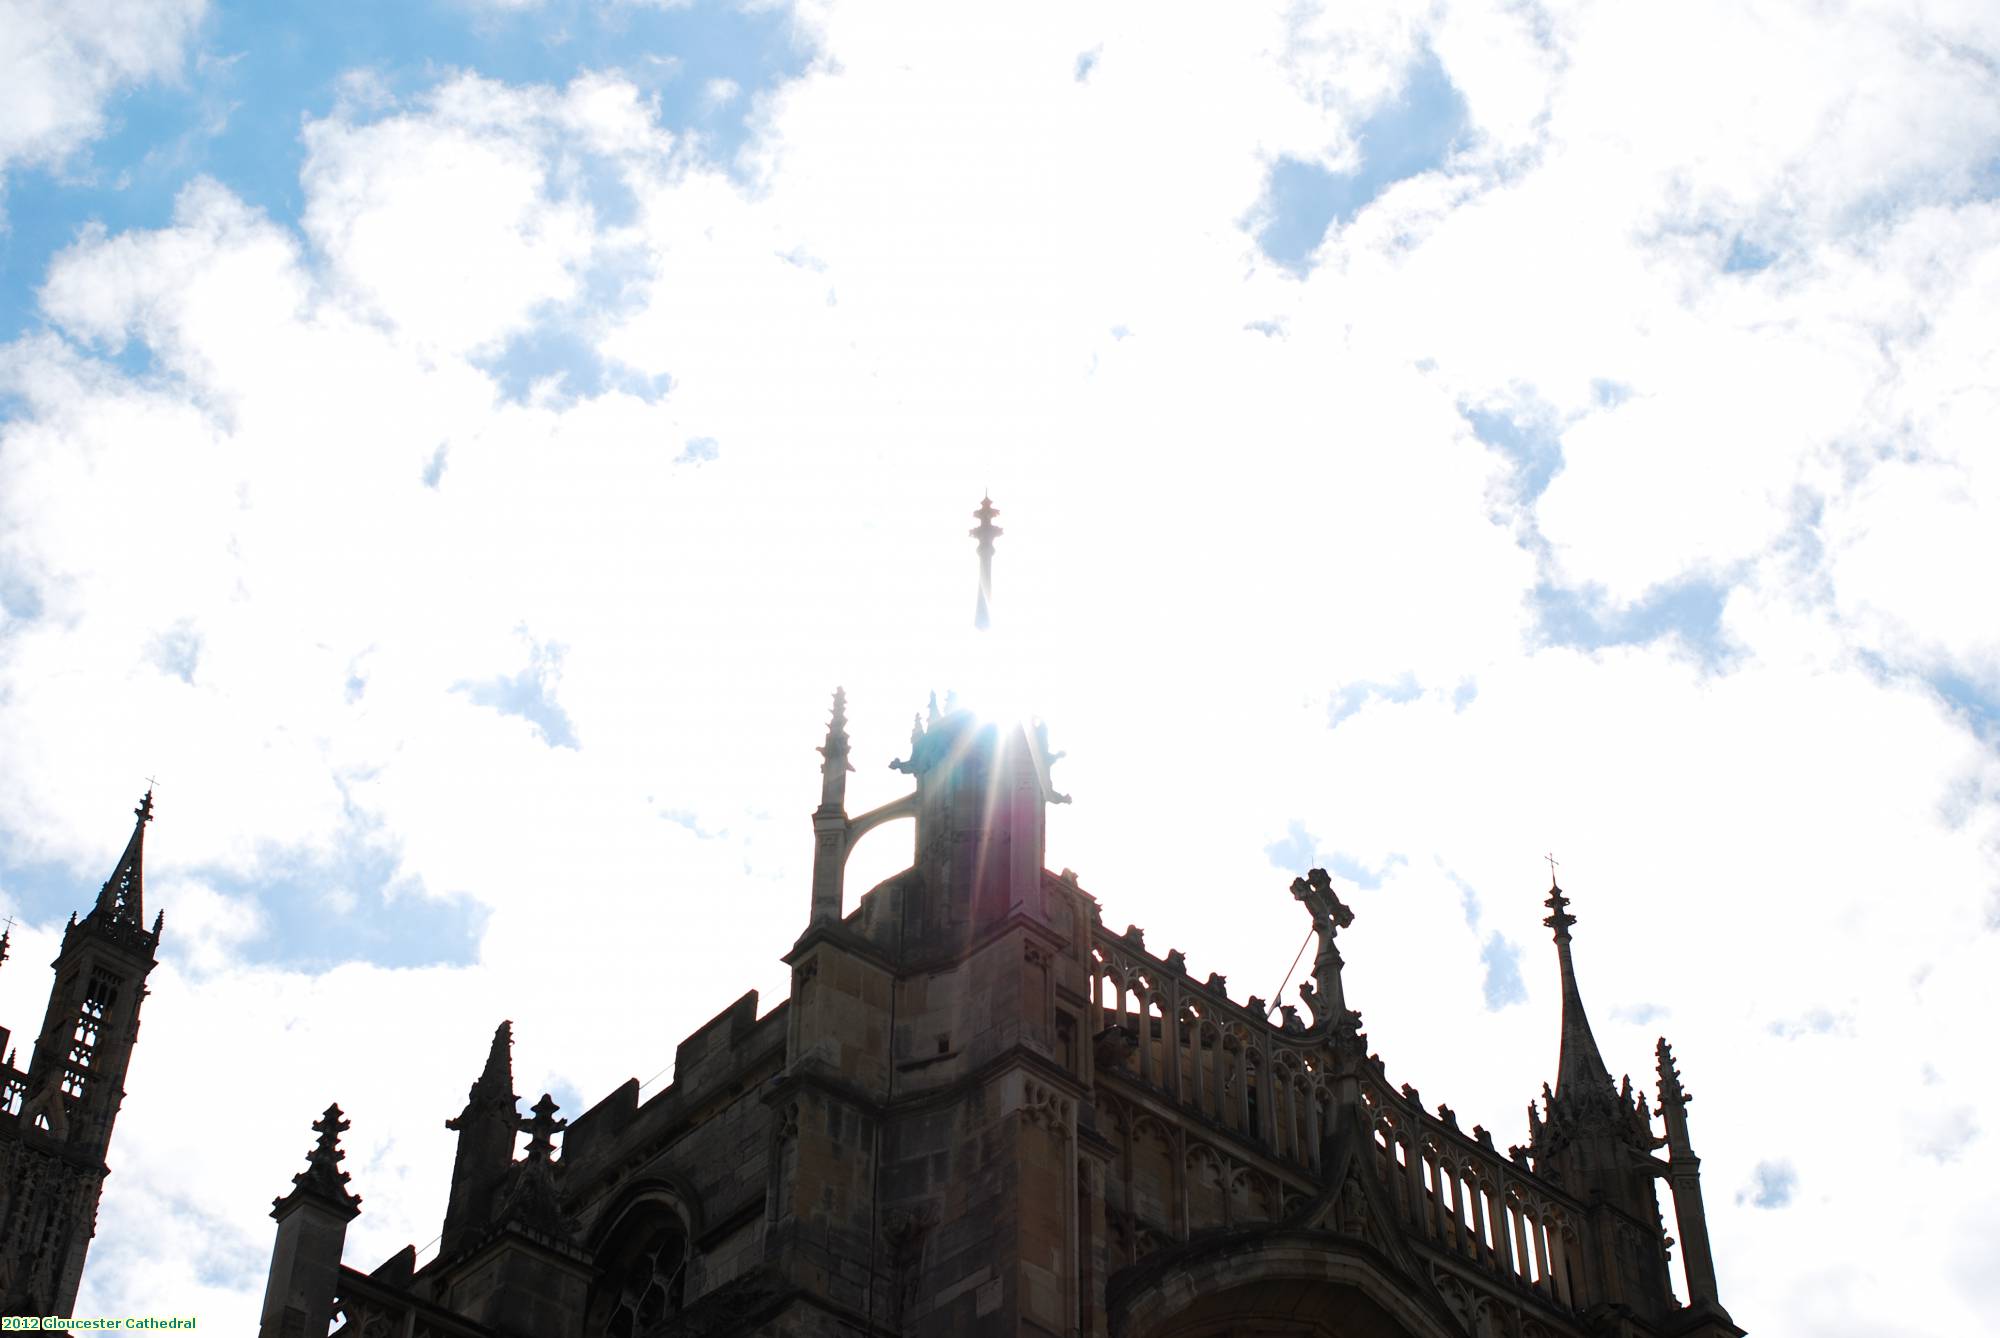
[313,1102,349,1159]
[275,1101,362,1216]
[1288,869,1354,1030]
[1542,874,1575,943]
[970,494,1002,631]
[136,790,155,826]
[521,1093,568,1164]
[0,917,12,969]
[817,688,854,811]
[1657,1037,1689,1107]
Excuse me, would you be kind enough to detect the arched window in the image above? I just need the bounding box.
[585,1201,691,1338]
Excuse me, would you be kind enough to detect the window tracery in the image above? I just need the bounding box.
[587,1202,691,1338]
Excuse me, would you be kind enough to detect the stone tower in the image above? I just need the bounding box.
[0,793,164,1316]
[253,501,1743,1336]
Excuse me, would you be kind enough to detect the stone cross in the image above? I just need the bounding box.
[521,1093,567,1165]
[971,495,1002,630]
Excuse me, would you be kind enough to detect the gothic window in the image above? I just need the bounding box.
[586,1202,691,1338]
[60,971,122,1101]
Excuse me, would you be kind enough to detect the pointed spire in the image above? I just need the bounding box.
[1544,875,1613,1100]
[1657,1037,1686,1106]
[448,1020,517,1130]
[0,921,10,970]
[273,1102,362,1219]
[441,1021,524,1257]
[817,688,854,812]
[970,494,1002,630]
[1656,1037,1726,1310]
[475,1020,514,1099]
[91,791,154,930]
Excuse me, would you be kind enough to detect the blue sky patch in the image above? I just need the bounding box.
[1531,575,1736,667]
[1262,824,1402,893]
[1464,402,1564,503]
[0,0,813,346]
[1740,1159,1797,1209]
[1327,850,1405,891]
[1252,48,1468,271]
[0,811,484,973]
[1441,867,1482,927]
[1767,1006,1844,1039]
[197,828,487,972]
[453,637,579,749]
[0,846,113,935]
[1925,668,2000,744]
[1264,820,1318,874]
[149,621,203,684]
[1479,931,1526,1010]
[1327,673,1422,727]
[422,443,450,488]
[1722,235,1779,274]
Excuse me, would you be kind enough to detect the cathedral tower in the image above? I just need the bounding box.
[0,793,164,1316]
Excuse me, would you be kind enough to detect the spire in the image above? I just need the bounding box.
[91,791,153,930]
[272,1103,362,1219]
[446,1019,519,1131]
[441,1021,523,1258]
[1544,875,1613,1100]
[1657,1037,1727,1313]
[971,494,1002,630]
[817,688,854,813]
[471,1021,514,1105]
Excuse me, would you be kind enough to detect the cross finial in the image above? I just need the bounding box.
[1544,851,1559,884]
[521,1093,567,1164]
[311,1102,351,1161]
[971,494,1002,631]
[1542,873,1575,942]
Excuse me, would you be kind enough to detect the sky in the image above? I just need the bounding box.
[0,0,1996,1331]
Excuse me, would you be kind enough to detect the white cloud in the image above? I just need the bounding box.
[0,0,207,187]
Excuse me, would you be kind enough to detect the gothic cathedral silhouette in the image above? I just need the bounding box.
[249,502,1741,1337]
